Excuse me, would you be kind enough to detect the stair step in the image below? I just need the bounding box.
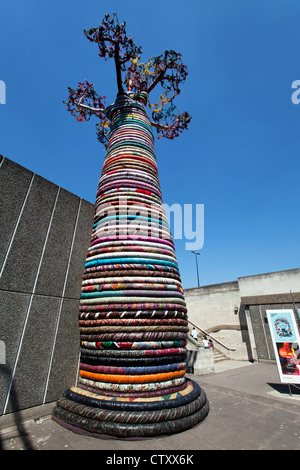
[213,350,227,362]
[214,356,226,362]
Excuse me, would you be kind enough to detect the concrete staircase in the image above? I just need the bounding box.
[187,320,236,366]
[187,335,227,363]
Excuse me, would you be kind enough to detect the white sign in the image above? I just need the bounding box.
[0,80,6,104]
[267,309,300,384]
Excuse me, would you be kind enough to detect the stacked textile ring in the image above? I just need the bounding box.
[52,92,209,438]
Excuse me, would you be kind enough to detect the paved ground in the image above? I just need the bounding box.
[1,361,300,451]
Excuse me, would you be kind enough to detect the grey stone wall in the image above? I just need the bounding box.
[184,282,250,360]
[0,156,94,415]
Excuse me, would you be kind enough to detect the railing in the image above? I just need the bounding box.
[188,319,236,353]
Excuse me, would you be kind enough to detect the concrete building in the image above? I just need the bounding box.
[184,269,300,362]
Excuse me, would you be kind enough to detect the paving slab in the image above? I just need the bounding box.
[1,361,300,451]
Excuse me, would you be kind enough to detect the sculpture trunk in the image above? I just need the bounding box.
[52,92,209,438]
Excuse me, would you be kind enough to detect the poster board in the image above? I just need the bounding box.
[266,309,300,384]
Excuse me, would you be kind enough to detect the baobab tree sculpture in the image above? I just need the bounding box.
[52,13,209,438]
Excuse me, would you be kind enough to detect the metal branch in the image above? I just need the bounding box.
[114,41,124,94]
[77,94,104,114]
[150,121,170,131]
[146,70,165,94]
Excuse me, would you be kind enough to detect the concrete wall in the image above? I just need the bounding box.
[0,157,94,415]
[184,282,249,360]
[184,269,300,362]
[186,349,214,376]
[238,269,300,298]
[239,269,300,361]
[185,282,241,330]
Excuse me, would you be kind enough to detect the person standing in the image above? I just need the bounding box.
[203,336,209,349]
[191,327,199,341]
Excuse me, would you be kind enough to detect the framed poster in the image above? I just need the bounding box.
[266,309,300,384]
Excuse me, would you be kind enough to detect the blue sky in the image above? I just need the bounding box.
[0,0,299,289]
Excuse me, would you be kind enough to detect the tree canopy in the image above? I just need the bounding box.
[65,13,191,146]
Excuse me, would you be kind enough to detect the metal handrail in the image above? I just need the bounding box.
[188,319,236,352]
[188,335,202,348]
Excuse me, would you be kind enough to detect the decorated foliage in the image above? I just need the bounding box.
[64,13,191,144]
